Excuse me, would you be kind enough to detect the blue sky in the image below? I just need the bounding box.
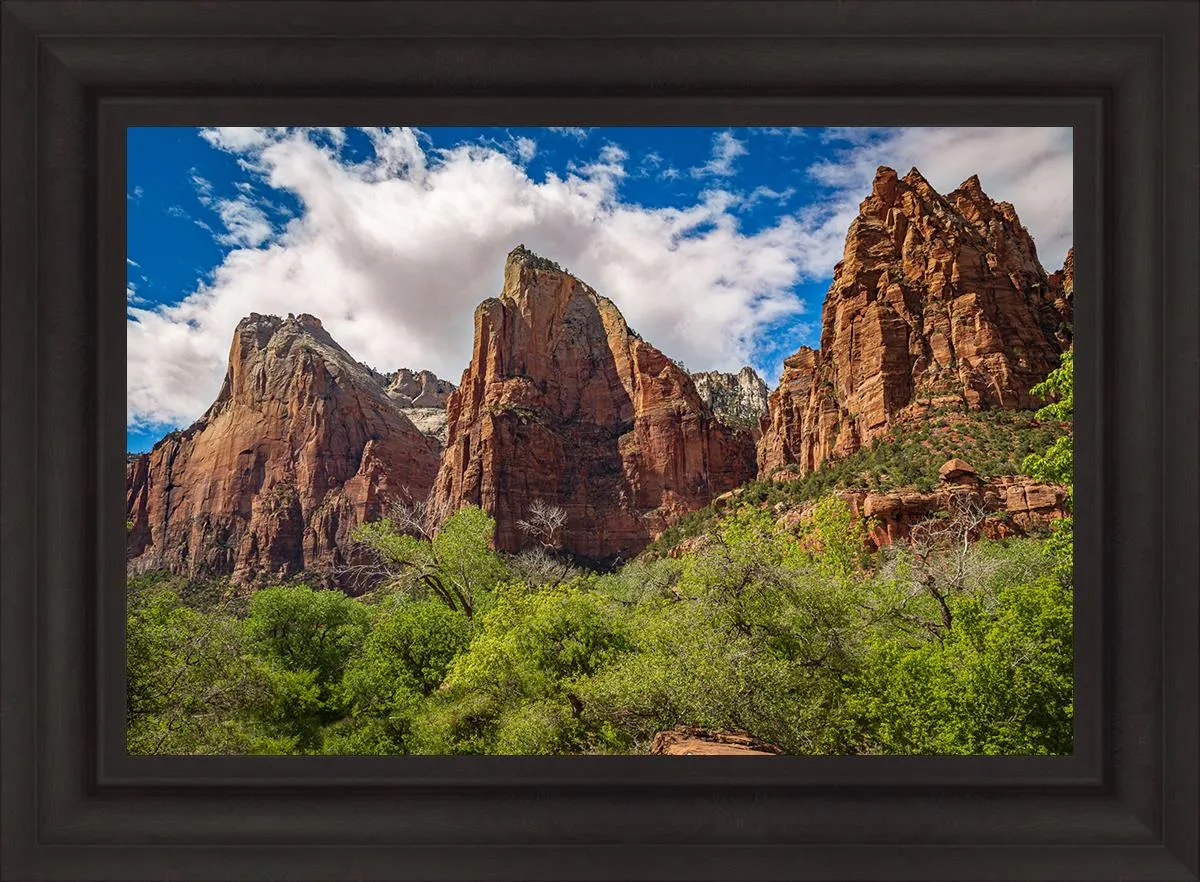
[128,125,1073,453]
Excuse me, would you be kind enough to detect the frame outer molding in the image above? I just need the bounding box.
[1,2,1197,881]
[1161,9,1200,869]
[1,2,39,875]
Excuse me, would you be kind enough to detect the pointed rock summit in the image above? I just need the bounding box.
[126,313,441,585]
[759,168,1073,476]
[429,246,757,561]
[691,366,770,433]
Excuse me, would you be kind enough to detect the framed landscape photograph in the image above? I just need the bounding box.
[2,2,1196,881]
[124,124,1077,759]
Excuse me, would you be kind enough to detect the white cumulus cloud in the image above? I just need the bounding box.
[805,126,1073,272]
[548,126,589,141]
[691,130,748,178]
[213,196,273,248]
[127,125,1073,435]
[127,127,816,432]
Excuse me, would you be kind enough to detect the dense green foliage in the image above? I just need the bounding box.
[351,505,509,617]
[127,574,283,754]
[129,484,1074,756]
[1022,350,1074,571]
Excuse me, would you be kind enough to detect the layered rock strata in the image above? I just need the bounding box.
[127,313,441,585]
[759,167,1073,476]
[429,245,758,561]
[773,459,1069,550]
[649,727,783,756]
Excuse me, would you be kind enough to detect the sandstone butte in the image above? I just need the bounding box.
[126,313,442,585]
[428,245,759,562]
[758,166,1074,477]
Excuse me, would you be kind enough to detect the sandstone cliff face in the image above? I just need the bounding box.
[691,366,770,432]
[126,313,441,585]
[759,167,1072,476]
[429,246,758,561]
[386,367,455,408]
[1046,246,1075,346]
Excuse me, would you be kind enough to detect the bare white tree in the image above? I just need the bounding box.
[516,498,567,551]
[513,498,574,587]
[334,489,476,613]
[885,490,995,638]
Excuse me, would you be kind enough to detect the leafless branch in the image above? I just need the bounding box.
[893,490,996,635]
[516,497,567,551]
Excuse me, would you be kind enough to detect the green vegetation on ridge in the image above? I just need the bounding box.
[646,403,1067,557]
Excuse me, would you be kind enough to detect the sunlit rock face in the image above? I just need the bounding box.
[126,313,441,585]
[691,366,770,436]
[382,368,456,444]
[429,246,758,562]
[759,167,1073,477]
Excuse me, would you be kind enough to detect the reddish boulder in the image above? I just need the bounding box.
[429,246,758,562]
[126,313,441,586]
[759,167,1072,476]
[938,457,980,485]
[649,727,782,756]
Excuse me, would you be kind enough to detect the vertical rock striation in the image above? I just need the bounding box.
[759,167,1073,476]
[691,366,770,434]
[429,245,758,561]
[126,313,441,585]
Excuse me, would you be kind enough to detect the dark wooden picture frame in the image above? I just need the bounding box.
[2,2,1196,879]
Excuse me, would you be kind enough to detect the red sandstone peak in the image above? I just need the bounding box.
[759,171,1073,476]
[871,166,902,202]
[127,313,441,586]
[429,247,757,562]
[212,312,358,413]
[954,173,986,198]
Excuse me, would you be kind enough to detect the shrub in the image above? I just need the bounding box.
[409,582,631,755]
[126,574,279,754]
[326,600,470,755]
[847,568,1072,755]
